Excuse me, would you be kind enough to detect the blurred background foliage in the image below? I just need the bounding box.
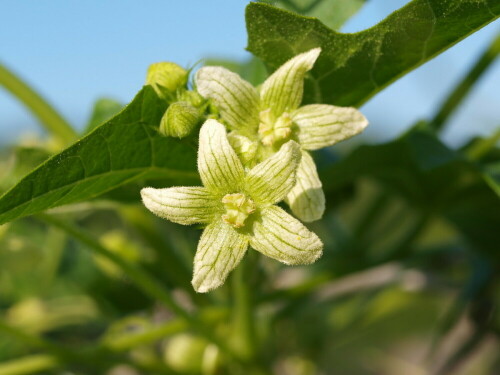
[0,0,499,374]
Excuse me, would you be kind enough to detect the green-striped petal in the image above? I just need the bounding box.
[198,119,245,193]
[292,104,368,150]
[250,206,323,265]
[285,150,325,222]
[260,48,321,117]
[141,187,217,225]
[196,67,260,132]
[192,220,249,293]
[245,140,301,205]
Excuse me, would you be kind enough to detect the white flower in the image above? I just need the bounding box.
[196,48,368,222]
[141,120,323,293]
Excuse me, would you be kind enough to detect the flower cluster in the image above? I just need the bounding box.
[196,48,368,222]
[142,49,368,293]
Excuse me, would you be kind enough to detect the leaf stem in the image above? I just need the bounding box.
[429,33,500,132]
[0,62,77,145]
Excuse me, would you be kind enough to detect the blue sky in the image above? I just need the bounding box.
[1,1,499,147]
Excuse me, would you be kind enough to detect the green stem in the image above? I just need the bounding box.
[0,62,77,145]
[38,214,241,362]
[119,206,202,302]
[429,33,500,132]
[231,257,256,361]
[100,307,228,352]
[466,127,500,160]
[39,214,187,317]
[40,226,66,291]
[0,355,60,375]
[0,320,70,359]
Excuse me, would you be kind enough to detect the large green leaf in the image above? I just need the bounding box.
[0,87,198,225]
[320,126,500,256]
[85,98,123,133]
[265,0,367,30]
[246,1,500,106]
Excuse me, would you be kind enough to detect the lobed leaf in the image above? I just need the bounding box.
[0,87,198,225]
[246,1,500,106]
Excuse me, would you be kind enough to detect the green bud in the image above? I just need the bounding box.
[160,102,201,138]
[178,89,206,108]
[163,334,207,373]
[146,62,188,99]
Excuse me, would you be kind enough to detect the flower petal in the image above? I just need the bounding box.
[141,186,216,225]
[250,206,323,265]
[260,48,321,116]
[285,150,325,222]
[198,119,245,193]
[292,104,368,150]
[196,67,260,132]
[245,140,301,205]
[192,220,249,293]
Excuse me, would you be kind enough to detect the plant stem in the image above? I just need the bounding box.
[38,214,241,362]
[429,33,500,132]
[466,127,500,160]
[0,62,77,145]
[0,320,74,359]
[100,307,228,352]
[231,256,256,362]
[39,214,187,316]
[0,354,60,375]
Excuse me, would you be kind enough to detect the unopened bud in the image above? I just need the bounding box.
[228,133,258,166]
[163,334,207,373]
[146,62,188,99]
[160,102,200,138]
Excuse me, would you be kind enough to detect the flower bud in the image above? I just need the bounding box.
[163,334,207,373]
[160,102,201,138]
[178,90,206,108]
[227,133,258,166]
[146,62,188,99]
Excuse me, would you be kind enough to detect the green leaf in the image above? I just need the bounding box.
[269,0,367,30]
[321,126,500,256]
[202,57,268,86]
[85,98,123,133]
[246,1,500,106]
[0,86,198,225]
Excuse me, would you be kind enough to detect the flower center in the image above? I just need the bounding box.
[221,193,256,228]
[258,109,293,146]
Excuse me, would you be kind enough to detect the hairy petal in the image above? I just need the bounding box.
[196,67,260,132]
[141,187,217,225]
[292,104,368,150]
[245,140,301,205]
[260,48,321,116]
[286,150,325,222]
[198,119,245,193]
[250,206,323,265]
[192,220,249,293]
